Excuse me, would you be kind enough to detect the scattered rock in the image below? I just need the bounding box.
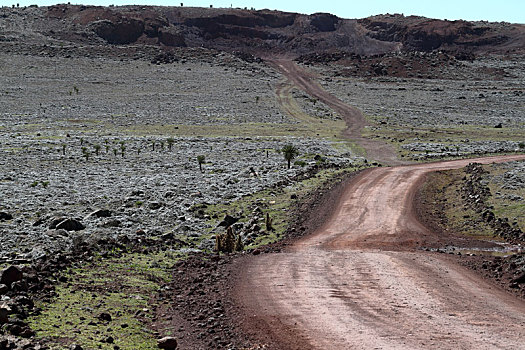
[86,209,112,218]
[157,336,178,349]
[98,312,112,322]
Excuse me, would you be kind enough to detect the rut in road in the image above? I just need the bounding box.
[237,155,525,350]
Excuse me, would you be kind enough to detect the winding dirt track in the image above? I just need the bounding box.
[268,58,403,166]
[235,60,525,349]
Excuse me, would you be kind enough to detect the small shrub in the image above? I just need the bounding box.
[197,155,205,172]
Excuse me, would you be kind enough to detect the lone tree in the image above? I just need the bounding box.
[281,144,299,169]
[197,155,205,172]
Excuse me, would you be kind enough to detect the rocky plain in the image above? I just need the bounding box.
[0,3,524,349]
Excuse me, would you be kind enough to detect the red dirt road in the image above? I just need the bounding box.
[236,155,525,349]
[234,60,525,349]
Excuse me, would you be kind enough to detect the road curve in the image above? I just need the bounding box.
[236,155,525,350]
[267,58,403,166]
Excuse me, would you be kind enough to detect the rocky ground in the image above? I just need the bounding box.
[309,54,525,160]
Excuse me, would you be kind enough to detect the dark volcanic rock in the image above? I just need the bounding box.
[217,215,238,228]
[0,212,13,221]
[157,336,177,349]
[55,218,85,231]
[1,266,23,287]
[310,13,339,32]
[87,209,112,218]
[158,26,186,47]
[0,307,8,324]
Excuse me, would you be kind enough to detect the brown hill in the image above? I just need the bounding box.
[1,4,523,58]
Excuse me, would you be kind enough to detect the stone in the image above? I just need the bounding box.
[0,307,8,324]
[70,345,83,350]
[217,215,238,228]
[1,265,23,286]
[102,219,121,228]
[158,26,186,47]
[0,212,13,221]
[157,336,178,349]
[49,216,67,229]
[90,18,144,44]
[86,209,112,219]
[55,218,85,231]
[0,284,8,294]
[98,312,112,322]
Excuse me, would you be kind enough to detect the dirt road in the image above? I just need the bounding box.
[236,155,525,349]
[234,60,525,349]
[268,58,403,166]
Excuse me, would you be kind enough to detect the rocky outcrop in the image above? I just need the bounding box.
[310,13,339,32]
[462,163,524,243]
[158,26,186,46]
[359,14,524,53]
[90,17,144,44]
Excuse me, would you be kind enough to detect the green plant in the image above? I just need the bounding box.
[265,212,274,231]
[61,144,66,155]
[30,181,39,188]
[135,200,143,207]
[93,144,101,156]
[215,226,243,253]
[281,144,299,169]
[167,137,175,151]
[113,148,118,157]
[41,181,49,188]
[519,142,525,149]
[294,160,307,167]
[119,142,126,157]
[197,155,205,172]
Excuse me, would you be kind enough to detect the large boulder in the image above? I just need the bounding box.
[91,17,144,44]
[1,266,23,287]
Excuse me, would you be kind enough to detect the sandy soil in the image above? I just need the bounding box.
[235,155,525,349]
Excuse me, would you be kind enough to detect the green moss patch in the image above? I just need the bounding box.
[28,250,181,349]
